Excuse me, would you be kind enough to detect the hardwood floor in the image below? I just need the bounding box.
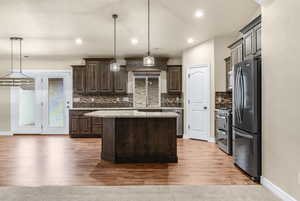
[0,135,256,186]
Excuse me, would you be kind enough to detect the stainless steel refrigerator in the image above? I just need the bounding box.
[233,57,261,182]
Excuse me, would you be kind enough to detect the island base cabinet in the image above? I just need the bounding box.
[101,118,178,163]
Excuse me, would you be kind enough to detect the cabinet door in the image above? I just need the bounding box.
[237,44,243,63]
[254,25,261,54]
[167,66,182,94]
[73,66,86,94]
[244,31,253,59]
[79,117,91,135]
[86,61,99,94]
[91,118,103,136]
[114,66,128,94]
[98,61,114,93]
[230,43,243,69]
[225,58,232,92]
[70,116,81,135]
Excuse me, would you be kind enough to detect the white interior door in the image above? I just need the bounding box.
[11,70,71,134]
[187,65,210,141]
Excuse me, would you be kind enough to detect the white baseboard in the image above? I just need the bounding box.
[261,177,298,201]
[0,131,13,136]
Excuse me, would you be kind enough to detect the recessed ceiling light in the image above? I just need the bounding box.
[187,38,195,44]
[195,10,204,18]
[131,38,139,45]
[75,38,83,45]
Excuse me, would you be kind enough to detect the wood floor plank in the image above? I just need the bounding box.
[0,135,256,186]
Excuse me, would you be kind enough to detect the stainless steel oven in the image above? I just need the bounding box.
[216,109,232,155]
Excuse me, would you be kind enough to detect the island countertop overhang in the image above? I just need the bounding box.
[84,110,178,118]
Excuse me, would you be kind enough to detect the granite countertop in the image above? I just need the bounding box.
[85,110,178,118]
[70,107,184,111]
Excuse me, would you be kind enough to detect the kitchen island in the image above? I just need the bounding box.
[85,110,178,163]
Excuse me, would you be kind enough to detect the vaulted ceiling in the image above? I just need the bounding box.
[0,0,259,59]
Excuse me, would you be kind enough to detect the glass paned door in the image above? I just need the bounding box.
[42,74,71,134]
[11,76,42,134]
[11,70,71,135]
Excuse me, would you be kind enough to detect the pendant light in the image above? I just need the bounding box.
[0,37,34,87]
[110,14,120,72]
[143,0,155,67]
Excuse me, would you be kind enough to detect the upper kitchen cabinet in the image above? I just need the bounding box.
[167,65,182,94]
[240,15,261,60]
[228,38,243,69]
[85,59,100,94]
[113,66,128,94]
[97,60,114,94]
[72,65,86,94]
[84,58,114,94]
[224,57,232,92]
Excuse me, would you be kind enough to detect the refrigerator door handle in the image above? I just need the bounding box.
[240,68,245,121]
[237,68,242,123]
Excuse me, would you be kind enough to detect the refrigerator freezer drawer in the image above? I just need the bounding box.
[233,128,261,180]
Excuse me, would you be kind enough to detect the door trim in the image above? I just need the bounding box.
[185,64,211,141]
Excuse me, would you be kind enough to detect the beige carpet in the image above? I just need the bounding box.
[0,185,281,201]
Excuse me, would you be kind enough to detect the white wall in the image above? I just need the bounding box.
[182,40,215,139]
[214,35,236,92]
[262,0,300,200]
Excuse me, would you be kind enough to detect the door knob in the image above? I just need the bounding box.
[204,106,208,110]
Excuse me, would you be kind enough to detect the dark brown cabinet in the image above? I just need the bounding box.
[228,38,243,69]
[254,25,261,54]
[91,117,103,136]
[244,31,253,59]
[72,65,86,94]
[167,65,182,94]
[98,60,114,94]
[86,61,99,94]
[69,110,102,138]
[79,117,92,135]
[72,58,127,95]
[240,15,261,60]
[224,57,232,92]
[113,66,127,94]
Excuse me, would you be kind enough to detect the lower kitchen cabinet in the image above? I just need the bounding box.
[69,110,102,138]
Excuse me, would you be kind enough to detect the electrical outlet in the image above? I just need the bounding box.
[117,98,120,102]
[123,97,129,102]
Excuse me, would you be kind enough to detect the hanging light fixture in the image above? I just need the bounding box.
[110,14,120,72]
[0,37,34,87]
[143,0,155,67]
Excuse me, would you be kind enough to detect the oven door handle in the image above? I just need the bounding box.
[216,115,226,119]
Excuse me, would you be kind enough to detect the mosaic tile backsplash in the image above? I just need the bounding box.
[161,93,183,107]
[73,94,134,108]
[73,93,183,108]
[215,92,232,109]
